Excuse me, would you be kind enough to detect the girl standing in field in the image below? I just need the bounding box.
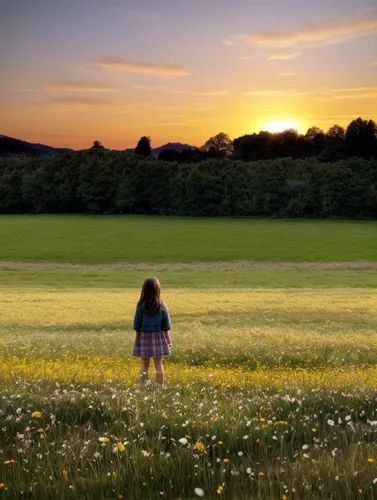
[132,278,172,385]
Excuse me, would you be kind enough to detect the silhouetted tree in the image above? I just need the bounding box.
[345,118,377,159]
[327,125,345,140]
[201,132,233,158]
[135,136,152,157]
[91,140,105,151]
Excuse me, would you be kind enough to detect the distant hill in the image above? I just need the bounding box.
[125,142,197,156]
[0,135,73,157]
[151,142,197,157]
[0,136,197,158]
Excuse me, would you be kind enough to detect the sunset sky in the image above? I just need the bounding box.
[1,0,377,149]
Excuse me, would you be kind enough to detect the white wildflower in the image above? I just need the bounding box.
[194,488,205,497]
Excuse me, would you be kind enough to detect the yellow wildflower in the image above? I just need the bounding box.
[256,438,261,443]
[218,441,223,445]
[118,442,125,453]
[312,428,316,433]
[368,458,375,463]
[37,428,43,433]
[195,441,205,452]
[258,472,264,477]
[49,476,53,481]
[0,484,4,489]
[62,470,68,476]
[223,458,230,463]
[31,411,41,419]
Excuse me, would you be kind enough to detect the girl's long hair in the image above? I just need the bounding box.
[138,277,162,315]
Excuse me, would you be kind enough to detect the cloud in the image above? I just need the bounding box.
[170,90,230,96]
[267,52,301,61]
[46,81,118,92]
[243,89,307,97]
[279,72,299,77]
[312,85,377,100]
[94,58,190,76]
[370,61,377,66]
[132,84,167,91]
[42,96,127,107]
[225,12,377,49]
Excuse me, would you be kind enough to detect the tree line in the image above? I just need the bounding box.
[0,153,376,218]
[130,117,377,163]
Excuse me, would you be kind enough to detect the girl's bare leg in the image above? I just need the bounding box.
[139,357,150,384]
[154,357,164,385]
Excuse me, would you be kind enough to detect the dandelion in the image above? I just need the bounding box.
[258,472,264,477]
[283,496,288,500]
[312,428,316,432]
[62,470,68,475]
[223,458,229,463]
[31,411,41,419]
[217,485,223,494]
[117,442,125,453]
[256,438,260,443]
[368,458,375,463]
[195,488,205,497]
[195,442,205,452]
[99,437,109,443]
[185,435,191,439]
[0,484,4,489]
[218,441,223,445]
[49,476,53,481]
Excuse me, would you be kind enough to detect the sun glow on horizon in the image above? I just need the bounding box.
[262,120,303,133]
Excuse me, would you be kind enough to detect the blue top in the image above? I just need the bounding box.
[133,302,171,332]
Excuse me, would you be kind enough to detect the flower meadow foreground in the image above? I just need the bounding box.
[1,287,377,499]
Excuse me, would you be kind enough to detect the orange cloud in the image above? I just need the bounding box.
[47,82,118,92]
[243,89,307,97]
[170,90,230,96]
[95,58,190,76]
[226,12,377,49]
[42,96,128,107]
[267,53,301,61]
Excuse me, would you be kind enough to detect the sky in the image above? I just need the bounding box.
[0,0,377,149]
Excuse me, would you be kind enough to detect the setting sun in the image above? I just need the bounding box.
[262,120,302,133]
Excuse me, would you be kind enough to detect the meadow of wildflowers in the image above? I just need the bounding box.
[1,283,377,498]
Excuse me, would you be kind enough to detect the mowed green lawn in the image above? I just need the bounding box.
[0,215,376,264]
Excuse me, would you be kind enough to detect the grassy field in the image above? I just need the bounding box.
[1,216,377,498]
[0,215,376,263]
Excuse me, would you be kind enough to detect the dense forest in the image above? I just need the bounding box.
[0,153,376,218]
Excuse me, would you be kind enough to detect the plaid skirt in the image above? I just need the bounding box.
[132,331,171,358]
